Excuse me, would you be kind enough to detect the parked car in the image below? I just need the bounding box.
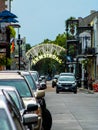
[39,75,47,90]
[17,70,46,108]
[56,75,77,94]
[52,74,59,87]
[30,71,41,89]
[0,89,38,130]
[0,86,25,115]
[18,70,52,130]
[0,71,43,130]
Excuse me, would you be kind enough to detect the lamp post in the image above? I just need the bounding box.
[29,54,32,70]
[66,19,79,72]
[17,34,22,70]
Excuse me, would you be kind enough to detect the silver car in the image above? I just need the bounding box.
[0,89,38,130]
[56,75,77,94]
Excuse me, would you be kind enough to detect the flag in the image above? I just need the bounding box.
[10,39,15,53]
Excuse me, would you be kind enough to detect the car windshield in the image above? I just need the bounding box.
[24,75,37,91]
[59,76,75,81]
[0,79,32,97]
[54,75,59,79]
[0,109,13,130]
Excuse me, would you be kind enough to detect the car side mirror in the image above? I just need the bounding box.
[23,113,38,125]
[39,77,42,82]
[34,90,45,99]
[27,103,38,111]
[23,103,38,114]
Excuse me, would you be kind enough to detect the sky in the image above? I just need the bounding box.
[11,0,98,46]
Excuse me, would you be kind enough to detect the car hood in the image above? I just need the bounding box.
[22,97,37,107]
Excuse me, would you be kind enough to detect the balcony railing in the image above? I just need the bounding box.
[81,47,95,55]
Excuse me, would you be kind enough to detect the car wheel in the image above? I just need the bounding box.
[52,85,54,88]
[74,90,77,94]
[42,108,52,130]
[56,88,59,93]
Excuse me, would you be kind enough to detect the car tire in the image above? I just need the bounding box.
[42,108,52,130]
[52,85,54,88]
[74,90,77,94]
[56,88,59,93]
[52,83,55,88]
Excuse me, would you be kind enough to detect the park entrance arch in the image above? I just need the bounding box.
[26,43,65,65]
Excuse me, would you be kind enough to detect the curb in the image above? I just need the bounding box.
[79,88,94,94]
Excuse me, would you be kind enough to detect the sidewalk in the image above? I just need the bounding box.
[79,87,94,94]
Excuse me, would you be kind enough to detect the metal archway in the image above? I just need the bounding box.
[26,43,66,65]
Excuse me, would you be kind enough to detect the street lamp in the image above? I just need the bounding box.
[65,19,79,72]
[17,34,22,70]
[29,54,32,70]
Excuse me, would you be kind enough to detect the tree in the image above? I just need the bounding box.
[26,44,31,52]
[53,33,67,48]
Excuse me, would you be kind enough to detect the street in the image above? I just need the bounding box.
[45,81,98,130]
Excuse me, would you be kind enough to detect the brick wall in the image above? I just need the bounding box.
[0,0,7,12]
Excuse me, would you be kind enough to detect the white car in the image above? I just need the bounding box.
[0,89,38,130]
[0,71,43,130]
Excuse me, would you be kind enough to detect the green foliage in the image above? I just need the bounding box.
[65,16,77,37]
[26,44,32,52]
[53,33,66,48]
[7,26,16,38]
[80,59,93,69]
[43,39,52,43]
[42,32,67,48]
[66,16,76,21]
[0,57,12,66]
[68,45,75,55]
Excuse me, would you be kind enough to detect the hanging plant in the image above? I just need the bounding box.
[80,59,91,69]
[6,25,16,38]
[70,24,75,35]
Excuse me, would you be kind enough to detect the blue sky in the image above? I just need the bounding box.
[11,0,98,46]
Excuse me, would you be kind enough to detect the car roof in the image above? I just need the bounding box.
[60,72,75,76]
[0,86,16,91]
[0,72,24,79]
[58,75,75,79]
[54,74,59,77]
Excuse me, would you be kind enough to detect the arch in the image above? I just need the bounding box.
[26,43,66,65]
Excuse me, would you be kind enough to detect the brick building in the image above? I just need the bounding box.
[0,0,11,12]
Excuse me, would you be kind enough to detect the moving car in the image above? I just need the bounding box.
[60,72,75,77]
[56,75,77,94]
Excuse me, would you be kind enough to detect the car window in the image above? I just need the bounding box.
[54,75,59,79]
[0,109,13,130]
[24,75,37,91]
[31,73,39,82]
[3,91,24,130]
[0,79,32,97]
[7,91,23,111]
[59,76,75,81]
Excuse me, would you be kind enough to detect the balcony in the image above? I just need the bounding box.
[78,47,95,55]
